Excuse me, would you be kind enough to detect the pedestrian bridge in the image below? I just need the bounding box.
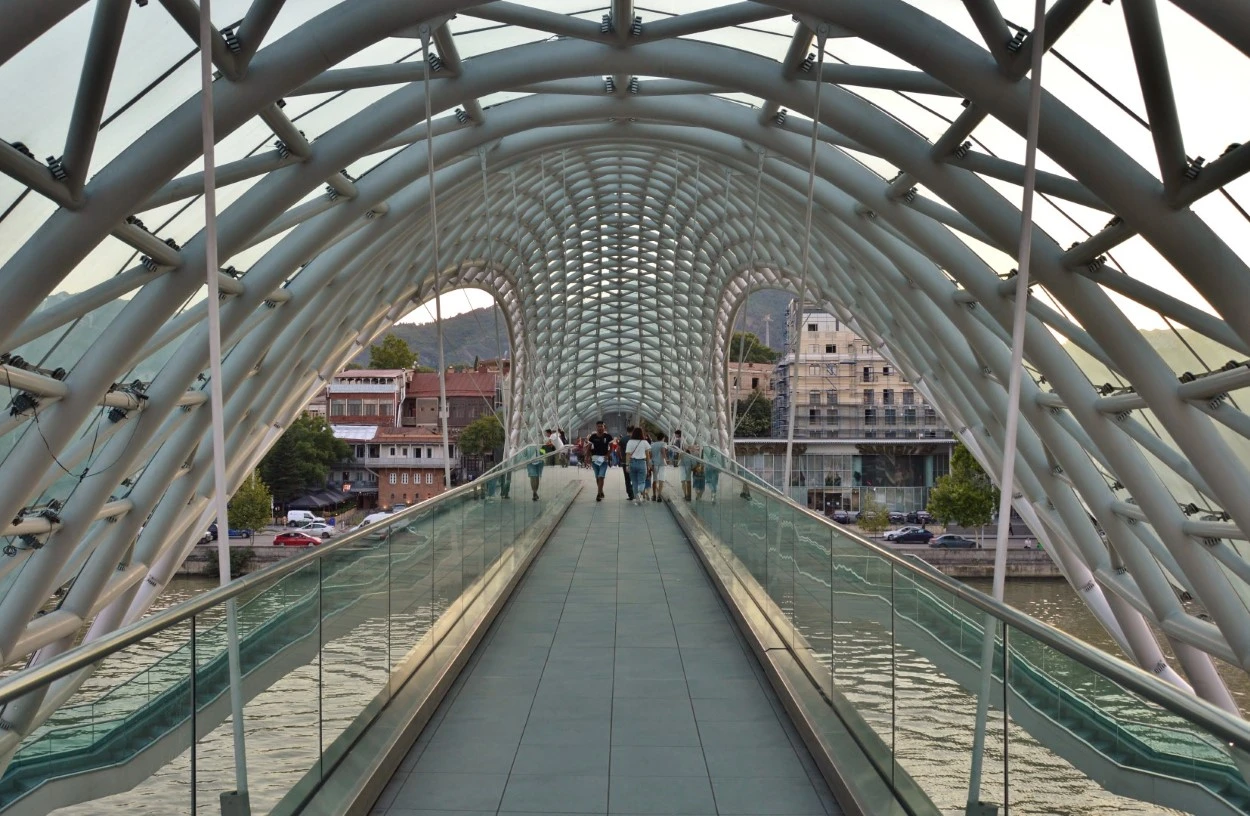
[0,454,1246,816]
[6,1,1250,813]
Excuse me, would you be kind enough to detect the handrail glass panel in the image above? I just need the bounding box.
[685,447,1250,815]
[0,455,568,814]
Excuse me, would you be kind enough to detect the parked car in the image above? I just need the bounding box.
[286,510,325,527]
[274,532,321,547]
[892,529,934,544]
[208,523,252,540]
[883,526,924,541]
[831,510,851,524]
[905,510,934,525]
[887,510,906,524]
[930,534,976,549]
[295,521,335,539]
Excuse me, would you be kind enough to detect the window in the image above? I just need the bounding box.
[401,472,409,484]
[389,446,396,456]
[808,364,820,376]
[751,377,760,389]
[863,389,874,405]
[347,399,362,415]
[732,377,739,388]
[826,408,838,424]
[331,400,347,416]
[862,366,873,382]
[904,407,917,425]
[342,471,349,482]
[924,407,937,425]
[808,344,819,354]
[364,401,379,416]
[807,323,818,332]
[388,473,397,485]
[368,444,380,458]
[425,472,434,484]
[354,445,365,457]
[883,365,892,377]
[826,389,836,404]
[825,344,836,353]
[808,409,819,422]
[862,345,871,355]
[885,408,897,426]
[808,391,821,406]
[903,389,914,405]
[401,446,408,456]
[415,447,422,458]
[379,403,393,416]
[864,408,877,425]
[882,389,894,405]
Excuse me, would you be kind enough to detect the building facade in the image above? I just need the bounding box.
[326,367,504,509]
[727,362,775,405]
[743,302,955,514]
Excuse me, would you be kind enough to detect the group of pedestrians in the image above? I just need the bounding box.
[519,424,730,503]
[579,421,719,505]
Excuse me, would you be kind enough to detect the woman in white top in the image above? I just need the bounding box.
[625,427,650,506]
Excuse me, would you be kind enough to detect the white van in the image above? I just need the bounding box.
[352,511,394,532]
[286,510,325,527]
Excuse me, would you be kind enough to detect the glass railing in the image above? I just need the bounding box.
[679,446,1250,816]
[0,451,579,815]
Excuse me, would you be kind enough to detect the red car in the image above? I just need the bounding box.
[274,532,321,547]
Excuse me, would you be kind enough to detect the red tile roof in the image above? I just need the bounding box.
[408,372,498,399]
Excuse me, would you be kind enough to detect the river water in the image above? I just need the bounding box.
[35,573,1247,814]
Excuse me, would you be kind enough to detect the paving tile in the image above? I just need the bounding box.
[500,773,609,813]
[702,742,810,779]
[690,695,779,723]
[710,776,828,814]
[393,772,508,812]
[607,775,717,814]
[511,741,611,776]
[614,647,686,679]
[520,716,611,746]
[412,739,519,774]
[610,745,709,777]
[612,676,691,700]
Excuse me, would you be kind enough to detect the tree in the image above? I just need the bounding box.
[729,331,779,363]
[228,470,272,533]
[927,442,998,532]
[734,391,773,438]
[458,413,505,455]
[858,495,892,533]
[368,333,416,369]
[260,414,351,505]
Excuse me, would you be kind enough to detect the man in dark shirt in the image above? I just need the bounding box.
[586,421,614,501]
[619,426,635,501]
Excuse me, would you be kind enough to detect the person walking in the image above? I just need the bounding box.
[587,421,614,501]
[649,433,668,502]
[618,427,634,500]
[527,437,548,501]
[679,440,695,501]
[625,427,650,506]
[703,446,721,503]
[689,440,706,501]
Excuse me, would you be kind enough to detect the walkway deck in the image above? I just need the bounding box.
[371,471,841,815]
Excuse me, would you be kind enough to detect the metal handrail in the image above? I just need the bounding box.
[0,451,547,706]
[686,446,1250,752]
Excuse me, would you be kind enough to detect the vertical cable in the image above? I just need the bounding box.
[967,0,1047,807]
[730,152,765,454]
[421,28,452,490]
[480,149,510,455]
[782,28,827,494]
[198,0,250,805]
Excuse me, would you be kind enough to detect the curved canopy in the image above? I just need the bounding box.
[3,0,1250,745]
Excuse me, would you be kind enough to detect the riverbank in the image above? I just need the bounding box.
[902,545,1062,579]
